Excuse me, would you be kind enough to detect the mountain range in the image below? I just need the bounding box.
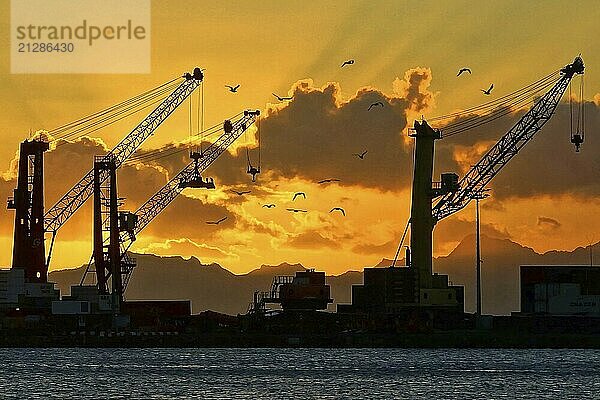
[49,235,598,316]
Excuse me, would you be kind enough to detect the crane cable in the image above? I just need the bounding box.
[125,111,245,164]
[48,77,179,136]
[419,70,561,139]
[245,115,261,171]
[49,80,182,147]
[48,78,181,141]
[569,74,585,145]
[127,120,231,163]
[188,92,193,150]
[442,76,557,132]
[569,79,573,136]
[52,84,178,144]
[255,116,262,170]
[391,220,411,268]
[578,74,585,141]
[200,77,205,155]
[439,73,560,136]
[429,70,560,123]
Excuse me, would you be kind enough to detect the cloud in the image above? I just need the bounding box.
[0,136,114,238]
[2,69,596,271]
[140,238,237,261]
[286,230,341,250]
[433,217,511,255]
[182,71,599,203]
[487,101,600,199]
[141,194,235,243]
[433,100,600,200]
[481,198,507,212]
[392,67,437,115]
[537,216,561,229]
[0,135,236,245]
[351,238,398,256]
[245,69,436,191]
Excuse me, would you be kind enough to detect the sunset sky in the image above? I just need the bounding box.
[0,1,598,275]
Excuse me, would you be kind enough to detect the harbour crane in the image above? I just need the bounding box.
[9,67,204,285]
[407,56,584,300]
[82,110,261,304]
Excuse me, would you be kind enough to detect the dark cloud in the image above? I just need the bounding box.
[3,70,595,265]
[199,74,600,203]
[132,69,436,190]
[481,199,507,212]
[433,101,600,200]
[245,71,436,191]
[0,136,234,244]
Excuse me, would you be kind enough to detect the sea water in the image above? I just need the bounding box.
[0,348,598,399]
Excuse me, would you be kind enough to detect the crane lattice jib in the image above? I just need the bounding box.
[131,112,257,234]
[432,57,584,223]
[44,77,202,233]
[119,111,259,289]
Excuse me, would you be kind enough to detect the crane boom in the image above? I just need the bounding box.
[44,69,204,233]
[130,111,258,235]
[432,56,584,222]
[116,110,260,290]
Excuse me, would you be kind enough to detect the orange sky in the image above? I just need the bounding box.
[0,1,598,274]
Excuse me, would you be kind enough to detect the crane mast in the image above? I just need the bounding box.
[33,68,204,277]
[44,69,204,233]
[84,110,260,296]
[409,56,584,301]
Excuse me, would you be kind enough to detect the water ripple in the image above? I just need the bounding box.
[0,348,598,399]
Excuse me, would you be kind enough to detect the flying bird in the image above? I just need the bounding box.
[318,178,341,184]
[292,192,306,201]
[368,102,384,111]
[456,68,472,76]
[206,216,227,225]
[262,204,276,208]
[353,150,368,160]
[340,59,355,67]
[272,93,293,101]
[286,208,307,213]
[329,207,346,216]
[481,84,494,95]
[230,189,251,196]
[225,84,240,93]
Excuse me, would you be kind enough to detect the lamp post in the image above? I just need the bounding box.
[472,190,490,318]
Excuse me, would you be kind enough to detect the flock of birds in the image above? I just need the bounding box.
[226,61,493,106]
[284,189,346,216]
[207,60,494,226]
[206,179,351,225]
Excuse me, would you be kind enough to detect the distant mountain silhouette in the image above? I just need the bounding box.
[433,235,598,315]
[48,236,597,316]
[374,258,406,268]
[50,257,362,315]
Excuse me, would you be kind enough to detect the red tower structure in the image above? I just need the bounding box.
[8,139,49,283]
